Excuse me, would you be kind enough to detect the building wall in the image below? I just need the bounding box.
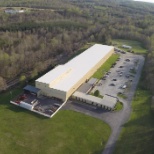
[36,47,114,101]
[72,95,112,110]
[35,81,66,100]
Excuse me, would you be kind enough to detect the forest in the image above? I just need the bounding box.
[0,0,154,93]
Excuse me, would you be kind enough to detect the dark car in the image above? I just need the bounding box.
[126,74,130,78]
[121,51,126,54]
[119,66,123,68]
[110,83,115,86]
[125,59,130,62]
[102,77,106,80]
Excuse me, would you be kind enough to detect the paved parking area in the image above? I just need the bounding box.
[32,95,63,115]
[92,52,142,98]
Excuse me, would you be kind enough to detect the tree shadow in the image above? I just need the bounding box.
[123,112,154,128]
[114,128,154,154]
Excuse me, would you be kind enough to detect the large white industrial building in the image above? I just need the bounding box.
[36,44,114,101]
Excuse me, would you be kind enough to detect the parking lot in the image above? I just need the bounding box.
[91,52,143,99]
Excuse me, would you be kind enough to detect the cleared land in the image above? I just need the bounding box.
[112,39,147,54]
[0,88,111,154]
[92,53,119,79]
[114,86,154,154]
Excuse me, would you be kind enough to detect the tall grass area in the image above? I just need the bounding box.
[92,54,119,79]
[0,88,111,154]
[112,39,147,54]
[114,87,154,154]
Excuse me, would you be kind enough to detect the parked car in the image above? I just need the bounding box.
[102,77,106,80]
[121,51,126,54]
[119,66,123,68]
[125,59,130,62]
[126,74,130,78]
[119,73,123,76]
[110,83,115,86]
[122,85,127,89]
[118,92,124,95]
[130,67,133,70]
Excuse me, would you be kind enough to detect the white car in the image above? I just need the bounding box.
[122,85,127,89]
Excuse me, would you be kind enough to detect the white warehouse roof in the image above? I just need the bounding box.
[36,44,114,92]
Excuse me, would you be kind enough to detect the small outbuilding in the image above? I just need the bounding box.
[72,92,117,110]
[4,8,17,14]
[23,85,41,97]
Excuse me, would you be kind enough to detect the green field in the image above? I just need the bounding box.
[112,39,147,54]
[92,54,119,79]
[0,88,111,154]
[114,101,123,111]
[114,87,154,154]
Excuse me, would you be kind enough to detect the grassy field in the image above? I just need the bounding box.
[92,54,119,79]
[112,39,147,54]
[114,87,154,154]
[0,88,111,154]
[114,101,123,111]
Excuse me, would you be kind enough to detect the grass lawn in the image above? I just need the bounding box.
[114,101,123,111]
[112,39,147,54]
[92,54,119,79]
[114,87,154,154]
[0,88,111,154]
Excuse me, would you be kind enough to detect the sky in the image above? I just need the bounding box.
[134,0,154,3]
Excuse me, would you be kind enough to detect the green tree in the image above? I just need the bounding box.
[20,75,26,83]
[94,90,100,97]
[31,69,38,79]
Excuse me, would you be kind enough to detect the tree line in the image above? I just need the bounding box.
[0,0,154,92]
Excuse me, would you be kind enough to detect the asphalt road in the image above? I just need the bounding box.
[62,52,145,154]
